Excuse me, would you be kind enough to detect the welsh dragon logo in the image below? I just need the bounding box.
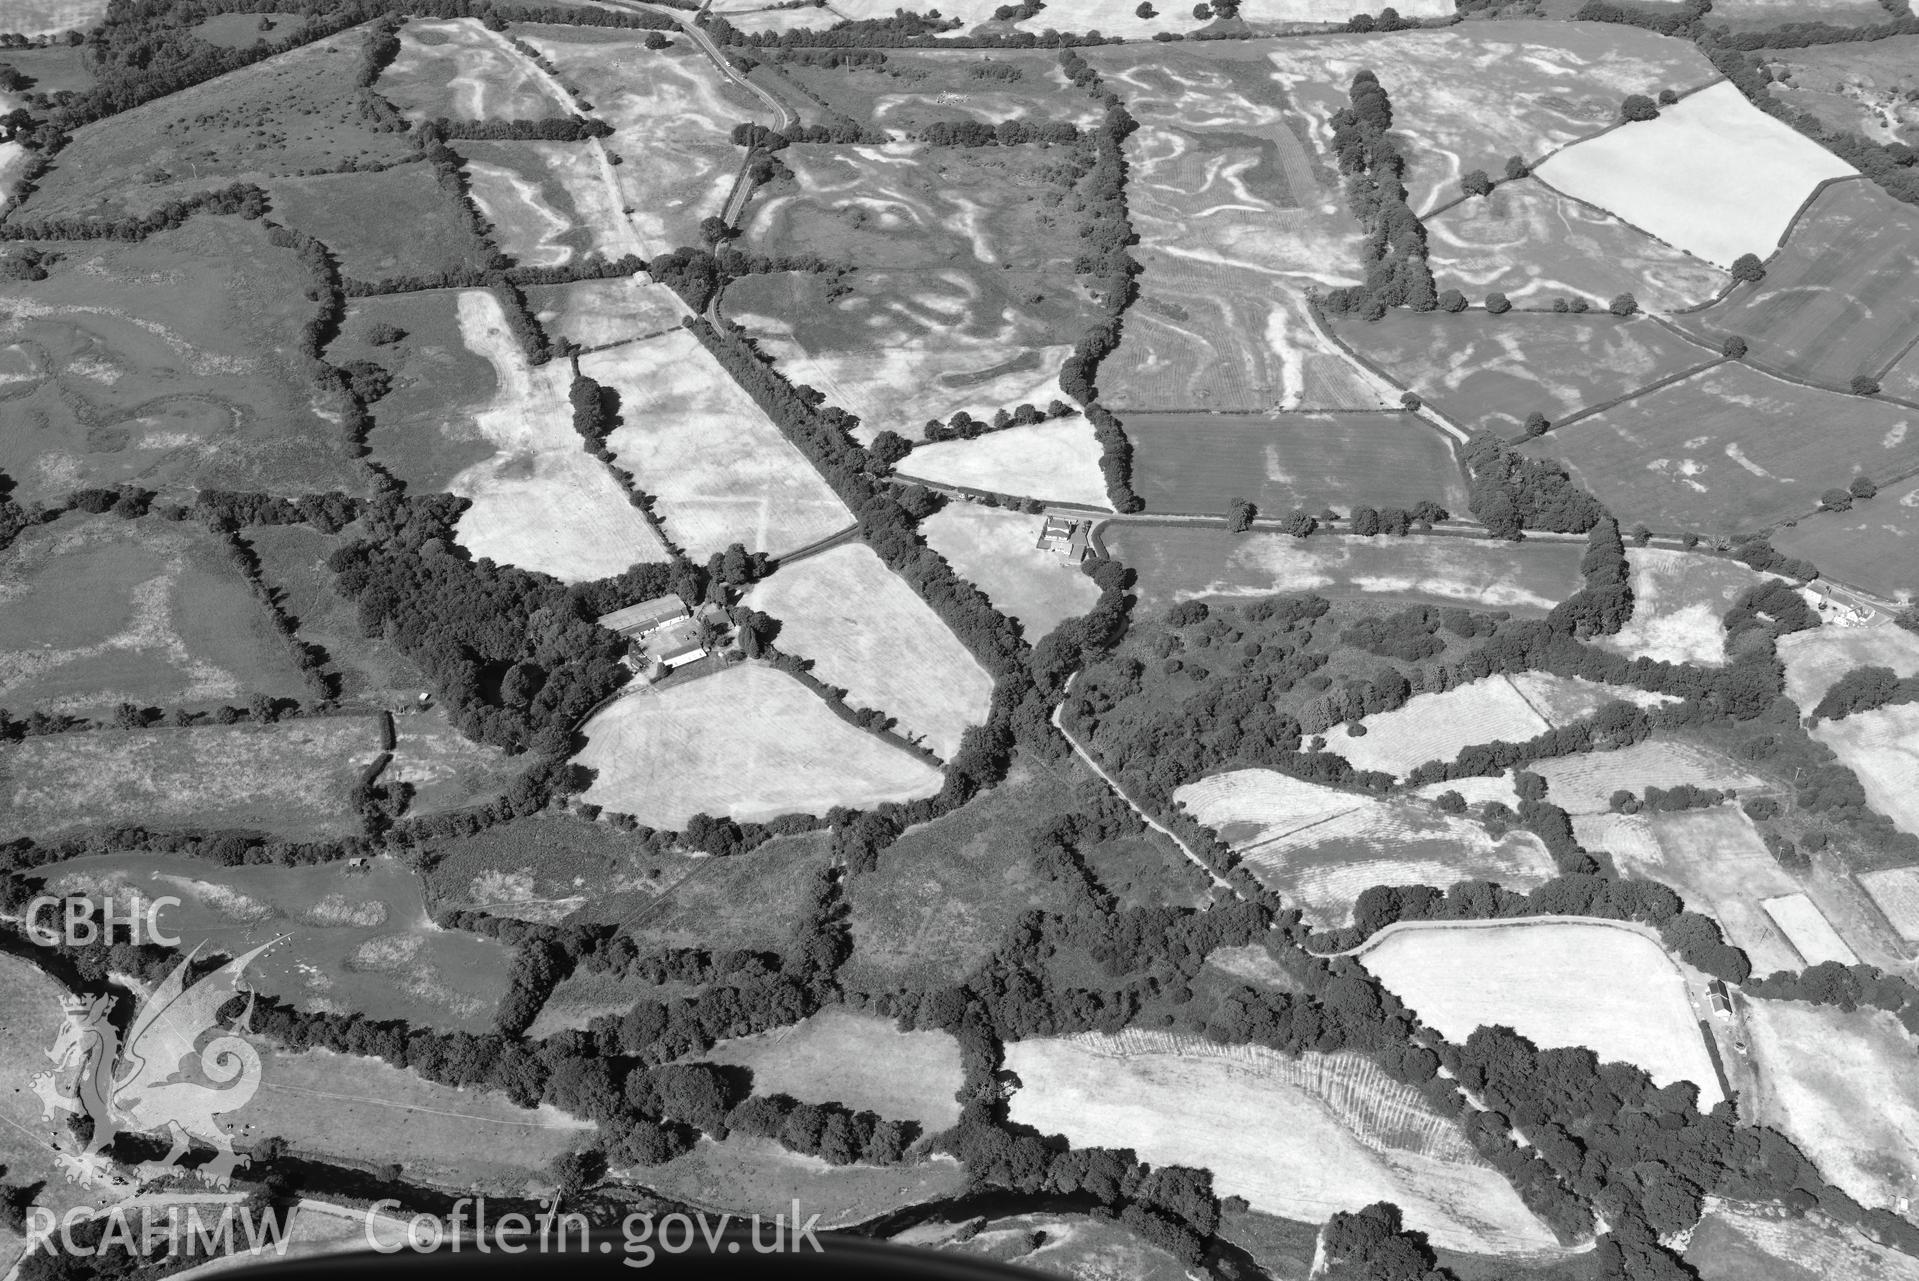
[31,941,277,1189]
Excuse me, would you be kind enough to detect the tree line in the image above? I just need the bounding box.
[1320,70,1438,319]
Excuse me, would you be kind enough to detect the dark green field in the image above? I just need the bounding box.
[1770,473,1919,598]
[269,162,492,283]
[330,291,499,488]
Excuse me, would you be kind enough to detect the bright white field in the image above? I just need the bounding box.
[1505,671,1676,727]
[1779,623,1919,713]
[581,330,853,558]
[1532,739,1768,813]
[1745,1000,1919,1211]
[388,18,562,121]
[1175,768,1556,924]
[1412,774,1519,808]
[1595,549,1768,666]
[446,290,668,580]
[1760,893,1859,966]
[5,0,106,36]
[464,144,631,266]
[1005,1033,1563,1256]
[1811,703,1919,837]
[1330,676,1549,778]
[1360,921,1723,1103]
[528,277,684,349]
[1859,866,1919,945]
[897,419,1112,510]
[703,1010,963,1130]
[1533,82,1856,268]
[1691,1200,1919,1281]
[577,663,943,827]
[918,502,1101,642]
[831,0,1450,33]
[741,543,995,760]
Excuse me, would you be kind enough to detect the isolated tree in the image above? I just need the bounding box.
[365,321,406,346]
[1567,296,1590,313]
[1434,790,1467,814]
[1608,292,1639,317]
[1484,291,1512,315]
[1851,373,1882,396]
[1820,488,1854,511]
[1621,93,1660,121]
[1136,0,1157,15]
[1350,506,1381,536]
[1279,511,1318,538]
[1657,86,1680,105]
[1437,288,1467,313]
[1399,391,1422,410]
[1850,474,1878,499]
[1192,1,1213,16]
[1459,168,1493,198]
[1730,253,1766,284]
[1722,334,1748,358]
[1631,523,1652,545]
[1524,411,1551,437]
[1227,497,1257,532]
[1503,154,1529,181]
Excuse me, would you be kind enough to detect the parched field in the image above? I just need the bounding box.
[518,27,767,255]
[1760,893,1859,967]
[1005,1033,1564,1255]
[1533,739,1769,813]
[1329,677,1551,778]
[1176,768,1557,926]
[1744,999,1919,1211]
[1124,413,1468,516]
[1533,81,1857,270]
[910,1212,1191,1281]
[580,831,838,955]
[1892,340,1919,402]
[1,718,384,840]
[1779,624,1919,713]
[1810,703,1919,838]
[0,217,364,504]
[387,707,525,817]
[459,140,632,266]
[525,277,684,349]
[43,854,514,1030]
[422,810,661,924]
[1333,309,1716,438]
[702,1010,963,1131]
[1760,37,1919,151]
[635,1136,968,1227]
[1772,474,1919,599]
[442,289,669,580]
[1359,920,1724,1103]
[1505,671,1676,727]
[380,17,570,122]
[334,290,498,483]
[724,270,1080,444]
[253,1045,590,1187]
[1594,549,1769,666]
[1688,1200,1919,1281]
[1103,527,1585,614]
[15,28,414,219]
[895,419,1111,509]
[580,329,853,558]
[918,501,1103,642]
[0,515,309,717]
[742,542,995,759]
[1859,865,1919,946]
[2,0,106,36]
[1675,179,1919,390]
[1425,177,1729,313]
[268,164,492,283]
[576,662,944,828]
[1529,361,1919,534]
[0,953,101,1239]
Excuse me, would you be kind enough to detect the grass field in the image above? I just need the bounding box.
[743,543,995,759]
[459,140,630,267]
[17,28,413,219]
[1,718,383,839]
[1890,340,1919,402]
[442,289,668,580]
[917,501,1102,642]
[43,853,514,1031]
[0,952,105,1249]
[1425,176,1729,313]
[1595,549,1769,665]
[1124,413,1468,516]
[576,663,944,828]
[908,1212,1191,1281]
[1676,179,1919,390]
[525,277,684,349]
[702,1010,962,1130]
[1530,361,1919,534]
[1506,671,1676,727]
[518,27,766,255]
[1858,865,1919,945]
[1772,475,1919,599]
[0,43,97,96]
[1710,0,1894,28]
[1005,1032,1563,1255]
[2,0,106,35]
[636,1136,967,1227]
[583,831,837,954]
[381,18,570,122]
[1533,739,1769,813]
[1359,920,1723,1103]
[1688,1201,1919,1281]
[1330,677,1550,777]
[895,419,1110,509]
[252,1044,589,1188]
[1744,1000,1919,1211]
[0,217,363,504]
[191,12,310,48]
[388,707,524,817]
[580,329,853,558]
[0,514,309,717]
[1760,38,1919,151]
[1779,625,1919,713]
[1760,893,1858,966]
[723,270,1082,445]
[1533,82,1857,269]
[1334,309,1716,437]
[422,810,664,923]
[1810,703,1919,838]
[1103,527,1585,614]
[332,291,497,484]
[269,164,491,283]
[1176,768,1557,926]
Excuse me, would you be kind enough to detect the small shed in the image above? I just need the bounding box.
[1706,977,1732,1019]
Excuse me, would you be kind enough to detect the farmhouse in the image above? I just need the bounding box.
[1035,515,1093,563]
[1798,584,1872,626]
[597,593,708,675]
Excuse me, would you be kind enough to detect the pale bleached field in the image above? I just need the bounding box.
[1779,623,1919,713]
[1859,865,1919,945]
[446,289,669,580]
[703,1010,963,1131]
[577,662,944,827]
[1532,739,1769,813]
[1505,671,1675,728]
[1005,1032,1564,1256]
[2,0,105,36]
[1810,702,1919,837]
[386,18,563,121]
[582,330,853,558]
[918,502,1102,642]
[1359,920,1723,1103]
[742,542,995,760]
[897,419,1112,510]
[1594,549,1768,666]
[464,144,631,265]
[1760,893,1859,966]
[1331,677,1549,778]
[527,277,684,349]
[1533,82,1857,268]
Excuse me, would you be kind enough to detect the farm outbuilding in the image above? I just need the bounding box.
[1035,515,1092,563]
[597,593,690,638]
